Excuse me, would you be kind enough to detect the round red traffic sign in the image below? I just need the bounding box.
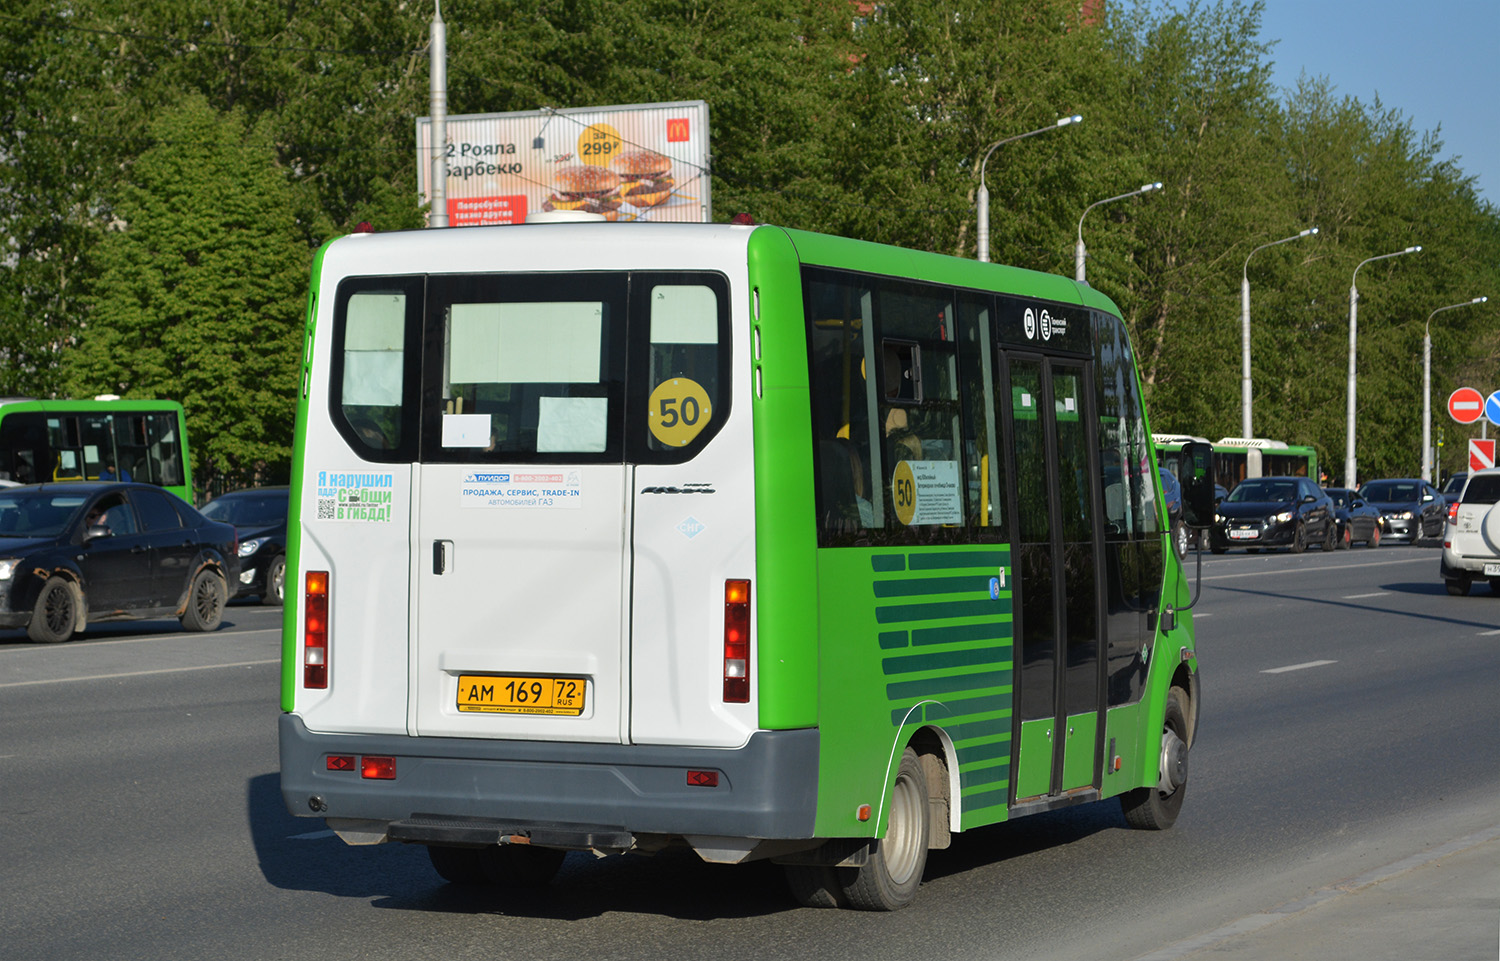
[1448,387,1484,424]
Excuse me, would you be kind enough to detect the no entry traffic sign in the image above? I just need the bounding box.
[1448,387,1484,424]
[1471,438,1496,472]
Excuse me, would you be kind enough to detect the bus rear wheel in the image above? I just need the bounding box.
[1122,686,1189,831]
[839,748,929,911]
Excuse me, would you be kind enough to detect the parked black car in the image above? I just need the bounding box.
[1209,476,1336,553]
[1323,487,1381,548]
[201,486,288,605]
[0,482,238,642]
[1357,478,1445,542]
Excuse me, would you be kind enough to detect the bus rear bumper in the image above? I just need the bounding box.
[279,714,820,857]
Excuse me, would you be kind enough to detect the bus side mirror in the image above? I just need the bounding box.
[1178,442,1216,529]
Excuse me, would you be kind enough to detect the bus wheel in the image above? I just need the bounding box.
[1122,686,1189,831]
[28,577,78,643]
[428,844,565,887]
[261,555,286,606]
[839,748,929,911]
[784,863,843,908]
[180,569,226,632]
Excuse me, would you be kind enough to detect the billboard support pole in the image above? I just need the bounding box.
[429,1,448,227]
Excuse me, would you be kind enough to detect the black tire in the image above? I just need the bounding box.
[260,555,286,606]
[1337,526,1351,550]
[1368,526,1381,548]
[1490,578,1500,595]
[1290,524,1306,554]
[28,576,78,643]
[1121,686,1190,830]
[837,748,929,911]
[1445,578,1471,597]
[428,844,566,887]
[1320,522,1336,551]
[1209,543,1227,555]
[180,568,227,632]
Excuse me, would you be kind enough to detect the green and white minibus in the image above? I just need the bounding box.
[0,396,192,501]
[278,222,1208,910]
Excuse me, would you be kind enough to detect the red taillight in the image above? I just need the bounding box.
[1448,501,1459,523]
[361,756,396,780]
[724,579,750,703]
[304,570,329,689]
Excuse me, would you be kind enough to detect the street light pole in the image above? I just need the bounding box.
[976,115,1082,262]
[1345,246,1421,487]
[1076,182,1163,283]
[1423,297,1488,483]
[1241,227,1318,438]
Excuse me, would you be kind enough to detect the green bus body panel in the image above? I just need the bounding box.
[1061,712,1098,788]
[281,238,333,712]
[745,227,821,729]
[810,545,1015,837]
[1015,719,1053,799]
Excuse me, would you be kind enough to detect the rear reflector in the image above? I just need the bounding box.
[724,579,750,703]
[687,770,719,787]
[360,756,396,780]
[304,571,329,689]
[326,755,355,772]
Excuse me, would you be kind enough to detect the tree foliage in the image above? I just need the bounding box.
[0,0,1495,489]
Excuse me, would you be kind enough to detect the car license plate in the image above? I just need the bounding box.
[1485,563,1500,577]
[1228,529,1258,540]
[456,675,586,716]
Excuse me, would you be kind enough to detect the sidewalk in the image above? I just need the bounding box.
[1136,826,1500,961]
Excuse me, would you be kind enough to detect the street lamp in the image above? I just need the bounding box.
[1423,296,1488,483]
[1345,246,1421,487]
[976,115,1082,262]
[1076,182,1163,282]
[1240,227,1318,438]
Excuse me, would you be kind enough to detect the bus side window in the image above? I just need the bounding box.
[645,285,720,453]
[340,291,409,451]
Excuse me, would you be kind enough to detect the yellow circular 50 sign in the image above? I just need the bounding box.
[648,378,712,446]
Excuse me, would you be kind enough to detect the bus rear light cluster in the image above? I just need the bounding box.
[304,571,329,689]
[723,579,750,703]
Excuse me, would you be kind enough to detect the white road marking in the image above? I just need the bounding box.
[0,658,279,688]
[1343,591,1390,599]
[1261,660,1337,674]
[1480,629,1500,636]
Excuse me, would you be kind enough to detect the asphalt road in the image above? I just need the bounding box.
[2,543,1496,960]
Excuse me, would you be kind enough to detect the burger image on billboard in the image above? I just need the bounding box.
[610,149,675,208]
[543,164,622,220]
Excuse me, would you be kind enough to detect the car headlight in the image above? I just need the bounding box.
[1272,511,1293,523]
[1395,510,1412,520]
[238,536,270,558]
[1215,513,1224,523]
[0,558,17,580]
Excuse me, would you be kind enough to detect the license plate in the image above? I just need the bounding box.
[1228,529,1259,540]
[456,675,587,716]
[1485,563,1500,577]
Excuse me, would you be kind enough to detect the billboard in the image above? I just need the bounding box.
[416,101,711,226]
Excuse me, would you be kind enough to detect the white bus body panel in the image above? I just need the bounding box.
[294,225,760,751]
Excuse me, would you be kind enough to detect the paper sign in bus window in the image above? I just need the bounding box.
[441,413,491,448]
[649,286,717,343]
[891,460,962,526]
[449,302,602,385]
[537,397,607,452]
[343,293,407,406]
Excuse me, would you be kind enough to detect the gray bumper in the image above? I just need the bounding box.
[279,714,820,845]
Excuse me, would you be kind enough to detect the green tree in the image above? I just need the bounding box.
[65,92,307,483]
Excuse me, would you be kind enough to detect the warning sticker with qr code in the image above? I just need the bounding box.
[313,469,396,522]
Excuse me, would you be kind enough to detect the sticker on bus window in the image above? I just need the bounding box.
[460,470,583,509]
[314,470,396,522]
[891,460,962,527]
[648,378,712,447]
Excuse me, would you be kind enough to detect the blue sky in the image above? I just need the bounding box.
[1253,0,1499,201]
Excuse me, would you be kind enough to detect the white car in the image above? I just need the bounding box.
[1440,468,1500,596]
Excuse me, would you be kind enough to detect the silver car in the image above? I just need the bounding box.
[1440,468,1500,596]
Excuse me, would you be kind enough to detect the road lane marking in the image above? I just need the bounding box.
[1201,555,1433,581]
[1481,629,1500,636]
[1261,660,1337,674]
[1343,591,1390,599]
[0,624,280,654]
[0,658,279,688]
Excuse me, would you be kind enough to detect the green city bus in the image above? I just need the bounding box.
[277,221,1208,910]
[0,397,192,502]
